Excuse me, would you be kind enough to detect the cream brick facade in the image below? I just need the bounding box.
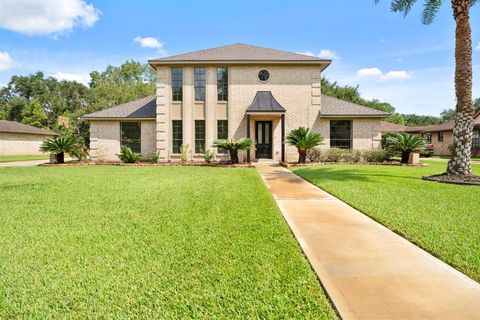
[89,120,156,161]
[88,65,384,162]
[0,132,52,156]
[153,65,383,163]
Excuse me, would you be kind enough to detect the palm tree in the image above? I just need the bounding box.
[386,132,426,163]
[286,127,324,163]
[376,0,478,177]
[40,135,76,163]
[212,138,253,164]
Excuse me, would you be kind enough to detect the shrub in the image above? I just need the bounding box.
[320,148,348,162]
[362,149,389,162]
[202,149,214,164]
[180,144,190,163]
[40,135,78,164]
[117,146,142,163]
[286,127,324,163]
[212,138,253,164]
[386,132,426,163]
[307,148,322,162]
[149,150,160,163]
[344,149,362,162]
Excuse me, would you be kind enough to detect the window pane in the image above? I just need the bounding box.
[171,68,183,101]
[121,122,141,153]
[194,68,206,101]
[473,131,479,149]
[172,120,183,153]
[330,120,352,149]
[195,120,205,153]
[217,67,228,101]
[217,120,228,154]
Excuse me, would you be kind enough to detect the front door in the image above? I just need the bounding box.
[255,121,272,159]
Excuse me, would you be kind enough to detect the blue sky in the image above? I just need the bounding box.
[1,0,480,116]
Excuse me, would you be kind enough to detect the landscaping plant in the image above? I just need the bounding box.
[149,150,160,164]
[180,144,190,163]
[117,145,142,163]
[213,138,253,164]
[286,127,323,163]
[386,132,426,164]
[40,135,77,164]
[202,149,214,164]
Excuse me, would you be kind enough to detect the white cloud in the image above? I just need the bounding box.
[356,67,411,81]
[356,67,382,78]
[296,49,340,60]
[0,0,101,36]
[476,42,480,51]
[134,36,162,49]
[52,72,90,85]
[0,52,15,71]
[380,70,411,81]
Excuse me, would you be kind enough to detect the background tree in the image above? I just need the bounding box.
[21,98,47,128]
[376,0,478,178]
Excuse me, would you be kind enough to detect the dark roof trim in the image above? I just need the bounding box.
[246,91,286,113]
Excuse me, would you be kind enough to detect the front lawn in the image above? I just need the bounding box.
[292,161,480,282]
[0,166,336,319]
[0,154,49,163]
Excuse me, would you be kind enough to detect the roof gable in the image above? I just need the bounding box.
[149,43,331,67]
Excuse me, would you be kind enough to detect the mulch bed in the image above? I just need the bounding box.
[422,174,480,186]
[280,161,429,168]
[39,161,254,168]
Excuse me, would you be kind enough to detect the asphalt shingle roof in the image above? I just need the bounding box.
[320,95,390,117]
[0,120,57,136]
[246,91,286,113]
[149,43,331,66]
[81,96,156,120]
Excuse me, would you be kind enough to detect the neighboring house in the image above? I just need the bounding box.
[82,44,389,162]
[381,111,480,156]
[0,120,57,156]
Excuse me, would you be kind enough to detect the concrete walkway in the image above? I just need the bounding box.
[0,159,51,167]
[423,157,480,165]
[256,164,480,320]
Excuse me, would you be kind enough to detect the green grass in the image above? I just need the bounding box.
[292,161,480,282]
[432,155,480,161]
[0,166,336,319]
[0,154,50,163]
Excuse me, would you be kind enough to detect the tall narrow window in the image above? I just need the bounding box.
[473,130,479,149]
[217,120,228,154]
[423,133,432,144]
[330,120,352,149]
[438,132,444,142]
[120,122,141,153]
[172,120,183,153]
[194,68,206,101]
[171,68,183,101]
[217,67,228,101]
[194,120,206,153]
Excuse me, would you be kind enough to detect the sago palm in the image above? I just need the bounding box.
[286,127,323,163]
[40,135,76,163]
[375,0,478,177]
[212,138,253,164]
[386,132,426,163]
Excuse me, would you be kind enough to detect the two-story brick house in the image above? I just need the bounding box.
[82,44,389,162]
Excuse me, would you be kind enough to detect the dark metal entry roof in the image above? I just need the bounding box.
[246,91,286,113]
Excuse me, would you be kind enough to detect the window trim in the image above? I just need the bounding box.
[217,67,228,102]
[437,131,444,142]
[194,67,206,102]
[172,120,183,154]
[329,120,352,149]
[120,121,142,153]
[217,120,228,154]
[194,120,206,154]
[473,130,480,149]
[171,67,183,102]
